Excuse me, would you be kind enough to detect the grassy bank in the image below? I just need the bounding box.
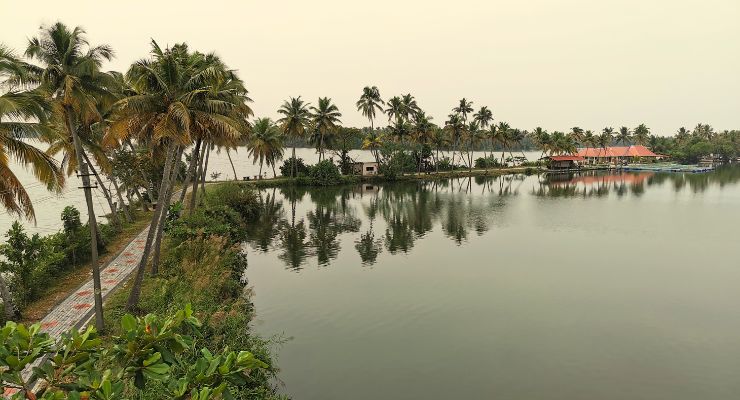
[101,183,286,399]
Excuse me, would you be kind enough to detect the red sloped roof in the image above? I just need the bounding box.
[548,155,585,161]
[576,145,658,158]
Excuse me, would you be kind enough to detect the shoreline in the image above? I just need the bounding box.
[207,165,614,189]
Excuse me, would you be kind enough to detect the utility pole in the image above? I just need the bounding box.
[69,117,105,331]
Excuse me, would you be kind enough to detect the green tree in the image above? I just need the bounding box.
[310,97,341,162]
[356,86,385,131]
[248,118,283,177]
[26,22,116,329]
[0,45,64,222]
[277,96,311,177]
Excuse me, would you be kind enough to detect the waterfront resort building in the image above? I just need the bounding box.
[546,155,585,170]
[576,145,662,164]
[352,161,380,176]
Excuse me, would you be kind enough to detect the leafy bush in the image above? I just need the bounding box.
[203,183,260,219]
[308,160,342,186]
[0,305,271,399]
[474,156,501,169]
[0,222,64,309]
[279,157,310,177]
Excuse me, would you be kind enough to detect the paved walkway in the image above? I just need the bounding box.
[36,226,151,337]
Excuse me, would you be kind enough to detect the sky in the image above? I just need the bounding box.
[1,0,738,135]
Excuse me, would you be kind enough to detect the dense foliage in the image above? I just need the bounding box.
[0,207,136,321]
[0,305,272,399]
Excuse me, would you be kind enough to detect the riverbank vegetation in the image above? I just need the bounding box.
[0,207,150,323]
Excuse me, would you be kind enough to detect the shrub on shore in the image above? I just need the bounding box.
[308,160,342,186]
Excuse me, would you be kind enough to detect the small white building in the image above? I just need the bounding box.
[352,161,380,176]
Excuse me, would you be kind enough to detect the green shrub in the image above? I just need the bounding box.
[279,157,310,177]
[308,160,342,186]
[474,156,501,169]
[203,182,260,219]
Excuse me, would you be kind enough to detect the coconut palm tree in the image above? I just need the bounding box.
[493,121,511,164]
[277,96,311,177]
[400,93,420,121]
[601,127,615,158]
[597,129,613,162]
[530,127,550,159]
[473,106,493,130]
[675,127,691,144]
[106,41,250,309]
[0,45,64,223]
[25,22,117,328]
[309,97,341,162]
[412,111,435,173]
[385,96,403,124]
[617,126,632,158]
[362,130,384,165]
[453,98,474,123]
[248,118,283,177]
[356,86,384,132]
[444,113,465,168]
[633,123,650,147]
[430,128,450,172]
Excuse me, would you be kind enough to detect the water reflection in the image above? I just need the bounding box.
[244,166,740,270]
[244,176,517,269]
[533,165,740,197]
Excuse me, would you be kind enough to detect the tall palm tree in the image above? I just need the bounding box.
[570,127,585,148]
[400,93,420,121]
[493,121,511,163]
[633,123,650,147]
[106,41,250,309]
[309,97,341,162]
[473,106,493,130]
[601,127,615,158]
[597,129,613,162]
[530,127,550,159]
[248,118,283,177]
[0,45,64,222]
[277,96,311,177]
[675,127,690,144]
[453,98,474,123]
[356,86,384,131]
[26,23,116,329]
[1,45,65,321]
[430,128,450,172]
[362,130,384,165]
[412,111,435,173]
[617,126,632,158]
[385,96,403,124]
[444,113,465,168]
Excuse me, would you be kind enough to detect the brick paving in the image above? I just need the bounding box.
[37,226,150,337]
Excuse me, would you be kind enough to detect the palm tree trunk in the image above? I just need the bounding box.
[188,141,207,214]
[291,145,297,178]
[109,175,133,223]
[65,106,104,330]
[81,151,120,228]
[200,144,211,196]
[126,139,154,211]
[126,143,177,310]
[151,146,183,275]
[179,142,201,203]
[0,273,17,321]
[227,148,238,180]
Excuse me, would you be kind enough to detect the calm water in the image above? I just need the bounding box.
[1,143,536,237]
[245,167,740,400]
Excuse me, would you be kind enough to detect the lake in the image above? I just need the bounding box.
[1,145,538,237]
[245,166,740,400]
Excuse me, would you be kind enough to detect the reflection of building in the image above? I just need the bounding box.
[547,155,585,170]
[548,172,654,187]
[576,145,661,164]
[353,161,379,176]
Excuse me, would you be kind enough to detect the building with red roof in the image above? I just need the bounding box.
[576,145,662,164]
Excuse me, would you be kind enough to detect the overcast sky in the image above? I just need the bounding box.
[2,0,738,135]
